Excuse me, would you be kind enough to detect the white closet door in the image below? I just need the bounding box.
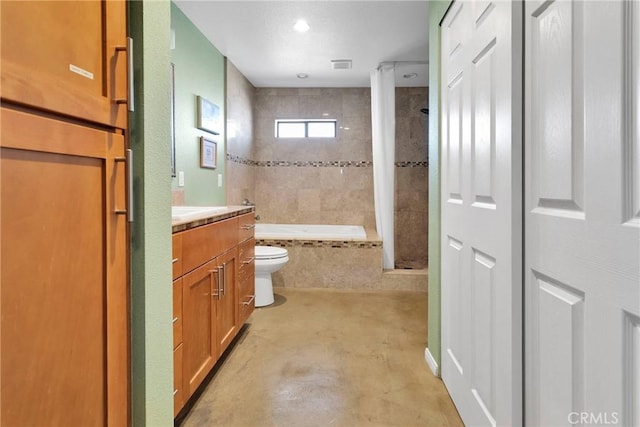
[440,1,522,425]
[524,1,640,425]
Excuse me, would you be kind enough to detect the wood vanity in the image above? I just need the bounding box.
[172,207,255,416]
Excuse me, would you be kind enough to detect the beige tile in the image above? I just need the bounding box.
[297,189,322,212]
[171,189,185,206]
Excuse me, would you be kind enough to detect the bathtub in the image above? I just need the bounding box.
[255,223,367,240]
[253,224,426,292]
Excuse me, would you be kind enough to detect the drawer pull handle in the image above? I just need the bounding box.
[173,389,178,396]
[114,149,134,222]
[241,224,255,230]
[172,258,179,264]
[241,295,255,306]
[172,317,178,324]
[220,263,226,297]
[210,268,220,298]
[115,37,134,112]
[242,257,255,265]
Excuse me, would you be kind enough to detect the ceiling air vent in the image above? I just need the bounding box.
[331,59,352,70]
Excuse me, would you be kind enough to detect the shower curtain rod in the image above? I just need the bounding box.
[377,60,428,69]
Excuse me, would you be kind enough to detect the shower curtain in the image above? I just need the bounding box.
[370,64,395,270]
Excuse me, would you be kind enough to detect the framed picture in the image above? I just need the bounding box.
[200,137,217,169]
[196,95,220,135]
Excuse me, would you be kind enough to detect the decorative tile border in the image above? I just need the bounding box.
[396,161,429,167]
[227,153,428,168]
[256,239,382,249]
[226,153,257,166]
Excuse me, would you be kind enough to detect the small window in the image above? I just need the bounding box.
[275,119,337,138]
[277,122,306,138]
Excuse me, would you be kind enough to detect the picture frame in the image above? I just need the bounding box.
[200,136,217,169]
[196,95,220,135]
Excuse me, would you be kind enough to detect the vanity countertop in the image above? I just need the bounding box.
[172,205,254,233]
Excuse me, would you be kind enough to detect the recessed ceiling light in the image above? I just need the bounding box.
[403,73,418,79]
[297,73,308,79]
[293,19,310,32]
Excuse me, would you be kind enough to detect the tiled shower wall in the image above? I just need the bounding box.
[395,87,429,269]
[253,88,376,229]
[225,79,429,269]
[226,60,256,205]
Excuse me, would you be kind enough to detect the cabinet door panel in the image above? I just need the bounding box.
[0,107,128,426]
[182,260,216,396]
[173,344,184,417]
[173,278,183,349]
[0,0,127,128]
[216,249,238,356]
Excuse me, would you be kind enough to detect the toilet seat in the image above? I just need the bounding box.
[255,246,288,260]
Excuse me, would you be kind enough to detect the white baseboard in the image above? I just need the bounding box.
[424,347,439,377]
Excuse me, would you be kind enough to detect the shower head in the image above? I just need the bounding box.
[420,108,429,115]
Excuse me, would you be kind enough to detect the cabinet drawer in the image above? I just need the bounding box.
[172,233,183,280]
[238,212,255,243]
[238,238,255,281]
[182,217,238,274]
[238,276,255,325]
[173,278,183,349]
[173,344,184,417]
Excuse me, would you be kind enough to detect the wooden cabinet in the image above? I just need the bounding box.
[237,212,256,325]
[172,211,254,416]
[182,260,218,397]
[0,2,130,425]
[172,278,184,415]
[216,248,238,356]
[173,344,184,418]
[238,238,256,325]
[0,0,128,128]
[173,233,183,280]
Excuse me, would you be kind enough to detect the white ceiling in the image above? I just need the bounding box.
[173,1,430,88]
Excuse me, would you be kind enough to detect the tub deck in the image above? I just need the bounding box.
[254,225,426,291]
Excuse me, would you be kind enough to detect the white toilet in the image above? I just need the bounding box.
[254,246,289,307]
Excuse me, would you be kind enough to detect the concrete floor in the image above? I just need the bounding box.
[181,287,463,427]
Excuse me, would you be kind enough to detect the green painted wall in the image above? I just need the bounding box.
[129,1,174,425]
[171,3,226,206]
[427,0,451,372]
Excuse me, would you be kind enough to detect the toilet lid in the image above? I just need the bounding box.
[255,246,288,260]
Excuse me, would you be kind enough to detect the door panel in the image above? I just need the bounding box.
[216,248,238,356]
[529,0,585,216]
[183,260,217,396]
[440,1,522,425]
[1,149,106,426]
[0,0,128,128]
[0,106,128,426]
[626,0,640,226]
[525,1,640,425]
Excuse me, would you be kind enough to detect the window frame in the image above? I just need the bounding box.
[275,119,337,138]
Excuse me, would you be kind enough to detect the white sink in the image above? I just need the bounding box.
[172,206,227,222]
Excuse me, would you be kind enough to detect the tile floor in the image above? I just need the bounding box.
[181,287,463,427]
